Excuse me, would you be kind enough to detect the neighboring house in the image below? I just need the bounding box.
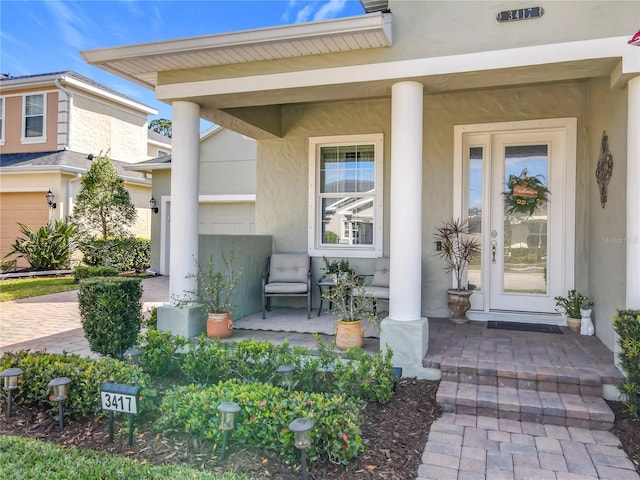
[127,125,256,275]
[0,71,164,264]
[82,1,640,375]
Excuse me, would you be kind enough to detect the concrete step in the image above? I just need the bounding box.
[436,381,615,430]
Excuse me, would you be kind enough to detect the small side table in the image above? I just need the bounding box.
[317,279,336,316]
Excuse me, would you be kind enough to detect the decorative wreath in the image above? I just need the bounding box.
[503,169,550,216]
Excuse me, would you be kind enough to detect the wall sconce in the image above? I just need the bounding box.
[123,347,142,366]
[45,189,57,209]
[218,401,240,461]
[149,197,158,214]
[289,417,314,480]
[1,367,23,418]
[277,364,295,388]
[48,376,71,431]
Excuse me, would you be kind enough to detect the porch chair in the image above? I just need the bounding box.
[262,253,312,319]
[363,257,390,315]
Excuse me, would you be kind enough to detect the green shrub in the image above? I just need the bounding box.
[0,351,154,417]
[613,309,640,419]
[73,265,119,281]
[80,238,150,272]
[5,220,75,270]
[78,277,143,358]
[156,379,363,465]
[145,305,158,329]
[138,329,187,377]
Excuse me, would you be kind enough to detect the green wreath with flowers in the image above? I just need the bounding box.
[503,169,550,216]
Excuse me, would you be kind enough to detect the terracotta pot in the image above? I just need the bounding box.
[335,319,364,350]
[207,312,233,339]
[447,289,473,324]
[566,316,581,332]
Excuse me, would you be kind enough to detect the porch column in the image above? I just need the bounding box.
[381,81,436,380]
[157,101,206,337]
[627,76,640,308]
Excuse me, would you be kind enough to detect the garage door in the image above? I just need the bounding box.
[1,192,50,267]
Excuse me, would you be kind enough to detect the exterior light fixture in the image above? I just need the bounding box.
[149,197,158,214]
[45,189,56,209]
[277,364,295,388]
[1,368,23,418]
[48,376,71,431]
[217,401,240,461]
[392,367,403,392]
[288,417,314,480]
[123,347,141,366]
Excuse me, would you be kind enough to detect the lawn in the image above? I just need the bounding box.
[0,276,77,302]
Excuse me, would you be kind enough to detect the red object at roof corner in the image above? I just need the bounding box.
[628,30,640,46]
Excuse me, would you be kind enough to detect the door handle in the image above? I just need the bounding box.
[491,240,497,264]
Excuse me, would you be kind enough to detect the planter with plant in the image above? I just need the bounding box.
[320,257,355,282]
[173,250,240,339]
[433,218,481,323]
[554,289,593,332]
[322,270,378,350]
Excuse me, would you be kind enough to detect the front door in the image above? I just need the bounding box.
[456,119,576,318]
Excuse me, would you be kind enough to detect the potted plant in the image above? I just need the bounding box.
[554,289,593,332]
[433,218,481,323]
[322,270,378,350]
[320,257,355,282]
[173,249,240,339]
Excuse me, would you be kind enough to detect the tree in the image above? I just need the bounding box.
[148,118,172,138]
[72,153,137,241]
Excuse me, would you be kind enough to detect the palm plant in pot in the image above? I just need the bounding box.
[173,250,240,339]
[434,218,481,323]
[322,270,379,350]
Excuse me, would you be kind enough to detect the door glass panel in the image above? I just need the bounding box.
[467,147,483,291]
[503,145,548,294]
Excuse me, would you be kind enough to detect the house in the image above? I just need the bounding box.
[0,71,167,264]
[127,125,256,275]
[82,1,640,377]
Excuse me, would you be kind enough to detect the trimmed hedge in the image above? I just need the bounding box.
[78,277,143,358]
[81,237,150,272]
[0,351,154,417]
[73,265,119,281]
[156,379,363,465]
[613,309,640,419]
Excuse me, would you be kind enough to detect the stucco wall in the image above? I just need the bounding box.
[257,81,592,317]
[199,129,256,195]
[587,78,628,352]
[1,90,58,153]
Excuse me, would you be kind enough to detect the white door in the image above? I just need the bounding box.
[457,119,576,317]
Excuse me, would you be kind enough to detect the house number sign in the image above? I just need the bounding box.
[497,7,544,22]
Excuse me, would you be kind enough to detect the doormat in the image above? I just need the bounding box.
[487,321,563,334]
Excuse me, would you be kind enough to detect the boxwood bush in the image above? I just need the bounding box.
[78,277,143,358]
[156,379,363,465]
[81,237,150,272]
[613,309,640,419]
[73,265,119,281]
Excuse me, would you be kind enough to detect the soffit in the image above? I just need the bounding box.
[81,12,392,90]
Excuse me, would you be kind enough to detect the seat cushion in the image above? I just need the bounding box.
[265,282,309,294]
[363,286,389,299]
[268,254,309,283]
[371,257,390,287]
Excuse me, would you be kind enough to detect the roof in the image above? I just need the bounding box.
[0,150,151,184]
[147,129,172,145]
[0,71,157,115]
[81,12,392,89]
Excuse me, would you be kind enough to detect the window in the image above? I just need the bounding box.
[0,97,4,144]
[308,134,383,258]
[23,93,45,142]
[157,150,169,157]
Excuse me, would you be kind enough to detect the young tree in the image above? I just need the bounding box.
[72,153,137,241]
[148,118,172,138]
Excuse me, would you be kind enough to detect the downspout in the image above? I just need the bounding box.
[54,78,73,150]
[67,173,82,219]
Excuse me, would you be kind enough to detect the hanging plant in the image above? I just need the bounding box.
[503,168,550,216]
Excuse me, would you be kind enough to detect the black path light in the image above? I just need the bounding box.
[123,347,142,366]
[289,417,314,480]
[217,401,240,461]
[1,368,23,418]
[277,364,295,388]
[48,377,71,431]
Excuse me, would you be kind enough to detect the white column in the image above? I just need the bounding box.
[627,76,640,308]
[169,101,200,301]
[389,81,424,321]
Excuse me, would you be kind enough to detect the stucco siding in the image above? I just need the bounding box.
[0,91,58,153]
[199,129,256,195]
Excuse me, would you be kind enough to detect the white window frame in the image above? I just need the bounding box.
[0,97,4,145]
[308,133,383,258]
[21,93,47,144]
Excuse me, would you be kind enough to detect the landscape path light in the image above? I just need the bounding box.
[288,417,314,480]
[1,368,23,418]
[277,364,295,388]
[48,376,71,431]
[123,347,141,366]
[217,401,240,461]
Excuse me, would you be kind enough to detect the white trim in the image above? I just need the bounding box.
[0,96,4,146]
[0,186,50,193]
[21,92,47,144]
[147,138,172,148]
[307,133,383,259]
[0,165,151,186]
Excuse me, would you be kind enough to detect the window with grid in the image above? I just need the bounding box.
[24,94,45,139]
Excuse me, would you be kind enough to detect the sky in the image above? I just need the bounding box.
[0,0,366,126]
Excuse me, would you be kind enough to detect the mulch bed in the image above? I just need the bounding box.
[1,381,638,478]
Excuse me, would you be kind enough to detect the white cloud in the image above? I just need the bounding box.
[43,0,92,50]
[295,4,315,23]
[313,0,348,21]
